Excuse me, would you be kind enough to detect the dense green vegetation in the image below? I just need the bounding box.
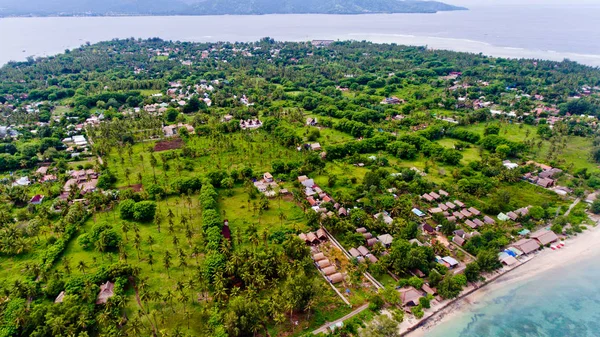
[0,38,599,337]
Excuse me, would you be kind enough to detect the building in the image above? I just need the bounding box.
[453,235,466,246]
[163,123,195,137]
[322,266,337,276]
[30,194,44,205]
[96,281,115,305]
[328,273,344,284]
[512,238,540,255]
[530,229,559,246]
[377,234,394,247]
[374,212,393,225]
[263,172,273,182]
[399,287,423,307]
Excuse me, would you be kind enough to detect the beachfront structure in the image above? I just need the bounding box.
[530,229,559,246]
[511,238,540,255]
[399,287,423,307]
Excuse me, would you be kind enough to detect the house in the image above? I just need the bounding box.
[30,195,44,205]
[316,228,328,241]
[36,166,49,175]
[453,235,466,246]
[306,118,318,126]
[301,178,315,188]
[423,224,435,234]
[163,123,195,137]
[454,200,465,208]
[310,143,322,151]
[366,238,378,247]
[399,287,423,307]
[41,174,57,183]
[512,238,540,255]
[356,227,367,233]
[446,216,457,223]
[421,194,434,202]
[530,229,559,246]
[349,248,361,258]
[363,232,373,239]
[442,256,459,269]
[367,254,378,264]
[357,246,370,256]
[412,208,425,217]
[377,234,394,248]
[317,259,331,268]
[439,189,449,198]
[468,207,481,216]
[322,266,337,276]
[13,176,31,187]
[429,207,443,214]
[298,175,309,183]
[465,219,478,229]
[422,284,437,296]
[460,209,472,218]
[537,178,555,188]
[453,211,465,220]
[438,203,449,211]
[55,291,65,303]
[312,252,326,262]
[96,281,115,305]
[506,212,519,221]
[497,213,510,221]
[484,216,496,225]
[328,273,344,284]
[338,207,348,217]
[263,172,273,182]
[374,213,393,225]
[306,232,319,245]
[445,201,457,209]
[473,218,484,227]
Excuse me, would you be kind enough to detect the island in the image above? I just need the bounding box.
[0,38,599,337]
[0,0,467,17]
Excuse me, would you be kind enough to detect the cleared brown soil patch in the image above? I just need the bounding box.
[154,138,183,152]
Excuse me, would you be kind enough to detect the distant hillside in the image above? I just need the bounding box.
[0,0,466,16]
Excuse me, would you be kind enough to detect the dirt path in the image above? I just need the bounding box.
[312,303,370,334]
[564,198,580,216]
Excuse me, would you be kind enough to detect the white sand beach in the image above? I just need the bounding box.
[403,221,600,336]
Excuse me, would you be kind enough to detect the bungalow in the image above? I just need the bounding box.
[306,232,319,245]
[36,166,49,175]
[328,273,344,284]
[500,254,519,266]
[322,266,337,276]
[316,228,328,241]
[310,143,322,151]
[512,238,540,255]
[367,254,379,264]
[356,227,367,233]
[366,238,378,247]
[454,229,465,237]
[438,203,449,211]
[537,178,555,188]
[530,229,559,246]
[41,174,57,183]
[423,224,435,234]
[55,291,65,303]
[312,253,326,262]
[429,207,443,214]
[454,200,465,208]
[13,176,31,187]
[263,172,274,182]
[468,207,481,216]
[96,281,115,305]
[374,213,393,225]
[306,118,318,126]
[349,248,361,258]
[363,232,373,239]
[483,216,496,225]
[429,191,441,200]
[357,246,370,256]
[317,259,331,269]
[465,219,478,229]
[445,201,457,209]
[446,216,457,223]
[473,218,484,227]
[399,287,424,307]
[422,284,437,296]
[442,256,459,269]
[421,193,434,202]
[377,234,394,248]
[338,207,348,217]
[497,213,510,221]
[412,208,425,217]
[453,211,465,220]
[298,175,309,183]
[453,235,466,246]
[460,209,472,218]
[439,189,449,198]
[30,194,44,205]
[506,212,519,221]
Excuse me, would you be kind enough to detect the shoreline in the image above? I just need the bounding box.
[400,221,600,336]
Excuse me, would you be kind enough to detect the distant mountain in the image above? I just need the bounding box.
[0,0,466,16]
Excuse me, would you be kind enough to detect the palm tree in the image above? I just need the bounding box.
[77,260,88,275]
[147,235,155,251]
[121,222,130,242]
[163,250,172,278]
[147,253,154,270]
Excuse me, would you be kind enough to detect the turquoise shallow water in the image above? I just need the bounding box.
[426,255,600,337]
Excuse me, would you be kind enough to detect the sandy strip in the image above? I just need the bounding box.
[403,223,600,336]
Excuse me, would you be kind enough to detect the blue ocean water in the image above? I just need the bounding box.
[426,256,600,337]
